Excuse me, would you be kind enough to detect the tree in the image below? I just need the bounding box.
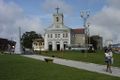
[21,31,43,49]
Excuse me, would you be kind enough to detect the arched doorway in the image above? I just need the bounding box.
[56,42,60,51]
[63,42,68,50]
[48,42,52,51]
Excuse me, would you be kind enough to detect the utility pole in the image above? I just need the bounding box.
[80,11,90,49]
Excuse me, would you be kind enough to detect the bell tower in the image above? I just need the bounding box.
[53,7,64,28]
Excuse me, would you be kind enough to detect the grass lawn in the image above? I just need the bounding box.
[40,50,120,67]
[0,54,120,80]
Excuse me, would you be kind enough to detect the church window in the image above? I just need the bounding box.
[66,33,68,37]
[48,34,49,38]
[50,34,52,38]
[56,17,59,22]
[58,34,60,38]
[55,34,57,38]
[63,33,68,38]
[63,33,65,38]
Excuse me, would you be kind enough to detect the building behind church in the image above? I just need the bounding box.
[71,28,85,47]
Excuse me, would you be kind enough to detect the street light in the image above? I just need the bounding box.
[80,11,90,49]
[87,22,90,46]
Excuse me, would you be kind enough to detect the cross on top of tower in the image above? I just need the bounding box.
[55,7,60,13]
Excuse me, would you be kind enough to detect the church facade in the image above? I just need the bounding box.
[44,9,85,51]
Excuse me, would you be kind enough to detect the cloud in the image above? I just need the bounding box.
[42,0,73,14]
[0,0,23,37]
[89,0,120,44]
[15,16,44,34]
[107,0,120,9]
[0,0,44,53]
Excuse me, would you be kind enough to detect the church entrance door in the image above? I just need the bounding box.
[48,44,52,51]
[57,44,60,51]
[48,42,52,51]
[63,42,68,50]
[56,42,60,51]
[64,44,66,50]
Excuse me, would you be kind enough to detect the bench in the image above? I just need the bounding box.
[44,58,53,63]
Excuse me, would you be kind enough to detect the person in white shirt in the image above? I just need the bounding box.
[105,49,113,73]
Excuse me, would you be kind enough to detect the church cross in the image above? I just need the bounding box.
[56,7,59,13]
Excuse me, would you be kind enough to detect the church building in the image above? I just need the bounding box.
[44,8,85,51]
[44,8,71,51]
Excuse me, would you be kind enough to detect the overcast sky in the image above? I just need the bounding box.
[0,0,120,52]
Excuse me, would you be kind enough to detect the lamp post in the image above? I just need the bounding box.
[80,11,90,49]
[87,22,90,47]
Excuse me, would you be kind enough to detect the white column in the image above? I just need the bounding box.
[60,40,64,50]
[53,41,56,51]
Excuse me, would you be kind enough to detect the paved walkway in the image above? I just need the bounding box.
[22,55,120,77]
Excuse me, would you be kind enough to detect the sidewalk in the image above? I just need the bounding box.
[22,55,120,77]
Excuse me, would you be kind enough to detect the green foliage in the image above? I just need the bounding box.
[21,31,42,49]
[0,55,119,80]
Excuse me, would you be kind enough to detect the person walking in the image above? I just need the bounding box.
[109,49,113,64]
[105,49,113,73]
